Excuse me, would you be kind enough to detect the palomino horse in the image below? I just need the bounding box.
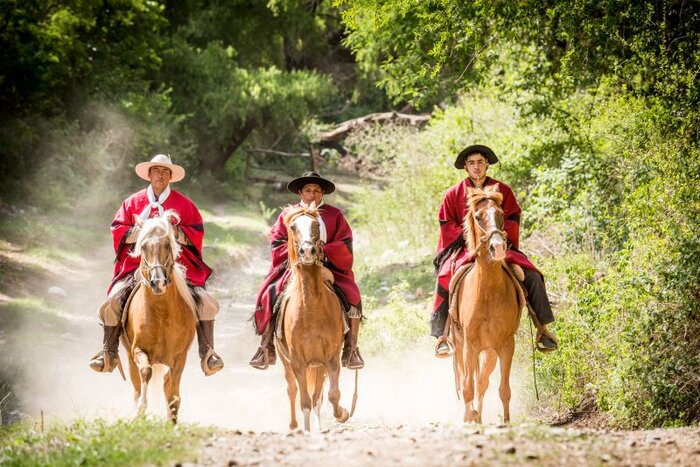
[122,211,197,423]
[451,185,523,423]
[275,204,350,431]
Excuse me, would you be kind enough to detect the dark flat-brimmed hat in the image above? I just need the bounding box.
[287,172,336,194]
[454,144,499,169]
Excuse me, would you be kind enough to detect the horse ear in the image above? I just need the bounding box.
[134,215,145,227]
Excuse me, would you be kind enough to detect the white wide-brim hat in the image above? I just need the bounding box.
[134,154,186,183]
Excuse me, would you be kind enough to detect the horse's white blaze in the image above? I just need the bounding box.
[486,207,506,261]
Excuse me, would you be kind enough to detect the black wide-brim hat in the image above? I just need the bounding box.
[287,172,336,194]
[454,144,499,169]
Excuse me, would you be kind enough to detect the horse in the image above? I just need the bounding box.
[121,210,197,424]
[275,204,350,431]
[451,185,523,423]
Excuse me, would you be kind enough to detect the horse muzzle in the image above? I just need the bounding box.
[488,235,507,262]
[148,277,169,294]
[298,242,319,266]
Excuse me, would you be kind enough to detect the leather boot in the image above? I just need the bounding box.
[341,317,364,369]
[89,325,123,374]
[196,320,224,376]
[249,324,276,370]
[536,324,559,353]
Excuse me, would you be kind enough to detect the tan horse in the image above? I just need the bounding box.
[275,204,350,431]
[122,211,197,423]
[452,185,522,423]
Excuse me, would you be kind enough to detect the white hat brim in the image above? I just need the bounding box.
[135,161,186,183]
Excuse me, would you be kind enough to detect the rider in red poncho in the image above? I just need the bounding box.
[432,145,558,356]
[249,172,364,371]
[89,154,224,377]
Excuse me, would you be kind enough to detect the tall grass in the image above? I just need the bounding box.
[0,417,212,466]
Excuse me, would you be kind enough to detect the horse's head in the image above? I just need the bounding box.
[465,185,507,262]
[132,210,181,294]
[284,204,323,267]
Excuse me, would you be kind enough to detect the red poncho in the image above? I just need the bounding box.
[109,188,212,293]
[432,177,539,315]
[253,203,360,334]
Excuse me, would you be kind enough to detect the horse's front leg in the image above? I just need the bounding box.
[292,363,313,431]
[133,348,152,415]
[282,360,298,430]
[462,343,479,423]
[164,359,185,424]
[497,336,515,423]
[310,366,327,429]
[127,355,141,407]
[326,357,349,423]
[476,350,498,424]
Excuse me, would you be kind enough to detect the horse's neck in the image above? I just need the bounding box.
[473,254,508,287]
[143,285,187,311]
[296,266,325,303]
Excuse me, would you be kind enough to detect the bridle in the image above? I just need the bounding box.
[289,212,325,267]
[473,204,508,250]
[140,238,174,285]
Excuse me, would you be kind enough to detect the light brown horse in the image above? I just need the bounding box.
[452,185,522,423]
[122,211,197,423]
[275,204,350,431]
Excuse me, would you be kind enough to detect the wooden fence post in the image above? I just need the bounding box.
[309,144,319,172]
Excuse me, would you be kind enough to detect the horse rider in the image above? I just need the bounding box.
[250,172,365,370]
[432,145,558,356]
[89,154,224,376]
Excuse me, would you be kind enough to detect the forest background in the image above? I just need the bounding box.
[1,0,698,432]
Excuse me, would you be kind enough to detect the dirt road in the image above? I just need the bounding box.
[188,423,700,466]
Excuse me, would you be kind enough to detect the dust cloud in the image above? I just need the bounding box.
[4,161,529,430]
[10,238,529,431]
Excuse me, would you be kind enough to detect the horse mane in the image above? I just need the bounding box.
[131,210,197,314]
[283,204,319,267]
[463,184,504,253]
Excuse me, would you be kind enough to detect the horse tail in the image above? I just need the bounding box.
[305,366,324,400]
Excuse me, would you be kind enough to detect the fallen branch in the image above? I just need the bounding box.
[319,111,431,145]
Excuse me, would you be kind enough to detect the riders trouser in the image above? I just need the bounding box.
[429,266,554,338]
[98,278,220,326]
[523,268,554,325]
[98,278,133,326]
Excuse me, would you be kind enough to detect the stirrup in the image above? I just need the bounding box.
[89,351,126,380]
[201,347,224,376]
[434,336,454,358]
[346,348,364,370]
[250,346,270,370]
[536,330,559,353]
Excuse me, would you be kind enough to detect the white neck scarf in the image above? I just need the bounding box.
[139,185,171,220]
[299,200,327,243]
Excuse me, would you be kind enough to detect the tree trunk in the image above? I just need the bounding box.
[204,119,256,175]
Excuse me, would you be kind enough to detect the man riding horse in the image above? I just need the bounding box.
[250,172,364,371]
[89,154,224,376]
[432,144,558,356]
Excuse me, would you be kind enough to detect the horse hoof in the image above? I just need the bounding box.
[335,408,349,423]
